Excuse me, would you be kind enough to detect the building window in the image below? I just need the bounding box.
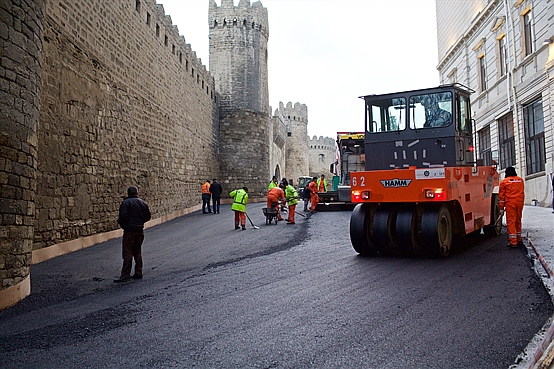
[497,35,507,77]
[156,24,160,37]
[523,98,545,175]
[522,10,534,57]
[497,112,516,169]
[477,54,487,92]
[319,154,325,162]
[478,126,492,166]
[146,12,151,26]
[164,35,168,46]
[135,0,140,12]
[287,132,292,137]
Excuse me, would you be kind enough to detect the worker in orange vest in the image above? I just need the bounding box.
[201,180,212,214]
[308,176,319,213]
[267,186,285,221]
[499,166,525,248]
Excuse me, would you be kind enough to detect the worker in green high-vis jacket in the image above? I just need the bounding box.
[230,187,249,230]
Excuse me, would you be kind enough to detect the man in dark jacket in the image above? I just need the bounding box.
[114,186,151,282]
[210,178,223,214]
[302,185,311,211]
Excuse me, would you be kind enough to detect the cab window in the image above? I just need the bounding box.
[409,92,453,129]
[367,98,406,133]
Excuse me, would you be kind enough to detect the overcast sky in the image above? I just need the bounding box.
[158,0,440,139]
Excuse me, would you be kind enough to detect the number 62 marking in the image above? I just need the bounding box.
[352,176,365,187]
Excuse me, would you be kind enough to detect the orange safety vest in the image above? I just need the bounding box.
[202,182,211,194]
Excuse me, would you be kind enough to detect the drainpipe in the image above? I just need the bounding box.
[504,0,524,174]
[503,0,512,108]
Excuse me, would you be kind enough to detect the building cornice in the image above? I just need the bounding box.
[437,0,500,71]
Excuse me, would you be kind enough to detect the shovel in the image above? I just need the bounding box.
[294,210,307,218]
[494,209,505,226]
[245,212,260,230]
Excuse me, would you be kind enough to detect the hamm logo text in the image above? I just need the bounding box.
[380,178,412,188]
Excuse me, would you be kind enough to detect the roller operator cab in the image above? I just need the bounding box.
[349,85,501,257]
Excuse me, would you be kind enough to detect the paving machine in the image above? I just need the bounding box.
[316,132,365,210]
[349,84,501,257]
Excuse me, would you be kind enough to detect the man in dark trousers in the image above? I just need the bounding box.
[201,180,211,213]
[210,178,223,214]
[115,186,151,282]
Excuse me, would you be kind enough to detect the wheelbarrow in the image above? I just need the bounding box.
[262,207,279,225]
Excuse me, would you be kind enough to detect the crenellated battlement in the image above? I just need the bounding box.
[309,136,335,150]
[153,4,211,85]
[275,102,308,124]
[209,0,269,38]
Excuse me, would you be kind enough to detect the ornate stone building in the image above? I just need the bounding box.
[436,0,554,207]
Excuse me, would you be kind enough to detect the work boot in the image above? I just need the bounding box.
[517,240,525,247]
[241,225,246,230]
[235,225,240,230]
[113,276,131,283]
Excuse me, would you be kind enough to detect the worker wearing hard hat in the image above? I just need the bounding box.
[499,166,525,248]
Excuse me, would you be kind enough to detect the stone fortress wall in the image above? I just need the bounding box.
[269,105,286,182]
[0,0,335,308]
[308,136,336,179]
[36,0,219,250]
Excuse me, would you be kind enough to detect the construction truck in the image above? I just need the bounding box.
[349,84,501,257]
[297,176,312,191]
[316,132,365,210]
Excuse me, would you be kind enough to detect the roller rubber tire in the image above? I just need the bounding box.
[350,204,376,255]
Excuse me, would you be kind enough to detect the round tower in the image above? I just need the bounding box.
[0,0,44,309]
[209,0,271,196]
[281,102,309,186]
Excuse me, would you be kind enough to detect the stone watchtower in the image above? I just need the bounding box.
[209,0,270,197]
[0,0,45,309]
[280,102,309,186]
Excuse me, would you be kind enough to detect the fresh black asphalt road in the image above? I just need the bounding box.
[1,202,552,368]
